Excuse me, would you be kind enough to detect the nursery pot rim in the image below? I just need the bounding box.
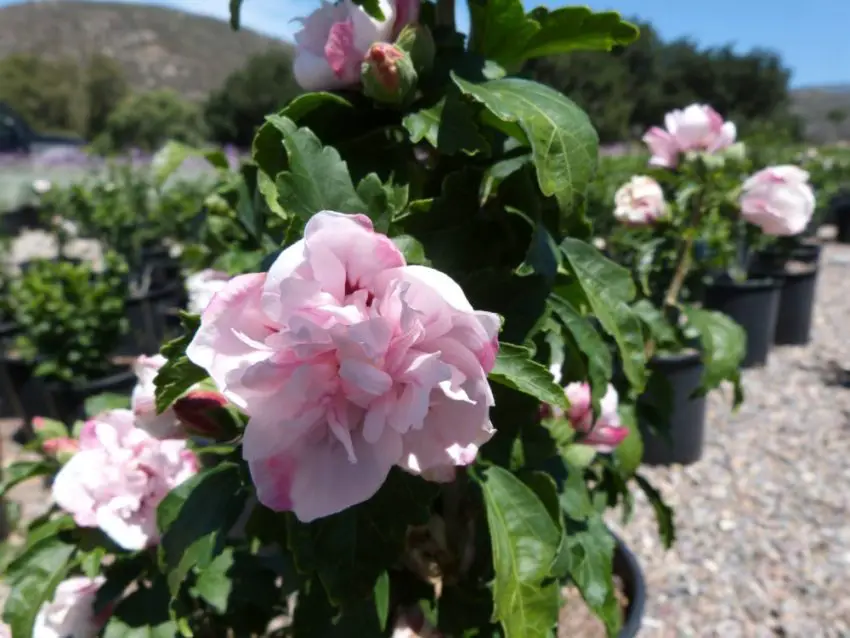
[611,530,646,638]
[649,347,701,368]
[704,274,782,291]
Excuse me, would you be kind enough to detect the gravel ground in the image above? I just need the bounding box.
[2,232,850,636]
[611,239,850,637]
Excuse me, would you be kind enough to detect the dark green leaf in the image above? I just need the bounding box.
[548,294,612,408]
[192,547,234,613]
[522,7,639,60]
[0,461,53,499]
[266,115,368,222]
[635,474,675,549]
[452,76,598,215]
[228,0,242,29]
[560,238,646,392]
[489,343,568,409]
[477,465,561,638]
[293,578,383,637]
[157,463,246,597]
[402,91,489,156]
[3,537,75,637]
[287,469,437,605]
[154,312,207,413]
[84,392,130,417]
[102,578,179,638]
[631,299,678,348]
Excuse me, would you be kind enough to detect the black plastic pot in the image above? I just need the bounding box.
[772,264,819,346]
[832,191,850,244]
[638,350,707,466]
[613,532,646,638]
[43,368,136,425]
[704,276,781,368]
[117,282,187,356]
[0,205,43,236]
[0,321,26,419]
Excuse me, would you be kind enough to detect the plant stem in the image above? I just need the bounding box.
[435,0,456,30]
[664,188,704,309]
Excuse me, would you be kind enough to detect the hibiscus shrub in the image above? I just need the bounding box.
[0,0,684,636]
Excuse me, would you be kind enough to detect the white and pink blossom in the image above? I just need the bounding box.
[613,175,667,225]
[739,165,815,236]
[643,104,736,168]
[33,576,109,638]
[187,211,500,522]
[562,383,628,453]
[51,410,198,550]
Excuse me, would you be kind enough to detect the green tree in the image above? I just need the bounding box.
[0,54,84,134]
[204,47,300,147]
[83,53,129,139]
[94,89,207,153]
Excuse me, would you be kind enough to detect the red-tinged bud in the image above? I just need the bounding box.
[173,390,230,439]
[361,43,417,106]
[42,437,79,464]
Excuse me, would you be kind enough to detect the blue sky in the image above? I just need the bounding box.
[5,0,849,87]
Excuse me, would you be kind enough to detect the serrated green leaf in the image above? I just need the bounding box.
[2,537,75,638]
[489,343,568,409]
[154,312,208,413]
[266,115,367,222]
[522,7,639,59]
[560,238,646,392]
[452,75,598,215]
[157,463,246,597]
[468,0,539,67]
[192,547,234,613]
[477,465,560,638]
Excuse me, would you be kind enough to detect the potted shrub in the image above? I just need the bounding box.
[0,244,25,419]
[605,105,750,464]
[1,1,679,635]
[9,252,135,424]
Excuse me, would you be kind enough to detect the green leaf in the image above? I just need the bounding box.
[266,115,367,222]
[468,0,540,67]
[373,571,390,631]
[452,75,598,214]
[613,404,643,477]
[522,7,639,60]
[0,461,53,499]
[84,392,130,417]
[391,235,430,265]
[477,465,561,638]
[635,474,675,549]
[683,306,746,400]
[287,469,437,605]
[562,443,597,469]
[356,174,400,232]
[228,0,243,29]
[560,238,647,392]
[402,92,489,156]
[2,537,75,637]
[555,516,620,635]
[548,294,613,409]
[154,312,208,414]
[150,141,196,186]
[631,299,678,348]
[489,343,568,409]
[102,578,180,638]
[157,463,246,597]
[192,547,235,613]
[293,578,383,637]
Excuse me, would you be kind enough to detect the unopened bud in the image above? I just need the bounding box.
[361,43,417,106]
[173,390,230,439]
[42,437,79,464]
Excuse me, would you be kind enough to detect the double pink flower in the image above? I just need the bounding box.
[643,104,737,168]
[187,211,500,522]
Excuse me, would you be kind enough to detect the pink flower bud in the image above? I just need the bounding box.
[173,390,230,438]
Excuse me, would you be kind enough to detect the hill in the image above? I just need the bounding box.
[791,85,850,143]
[0,0,294,101]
